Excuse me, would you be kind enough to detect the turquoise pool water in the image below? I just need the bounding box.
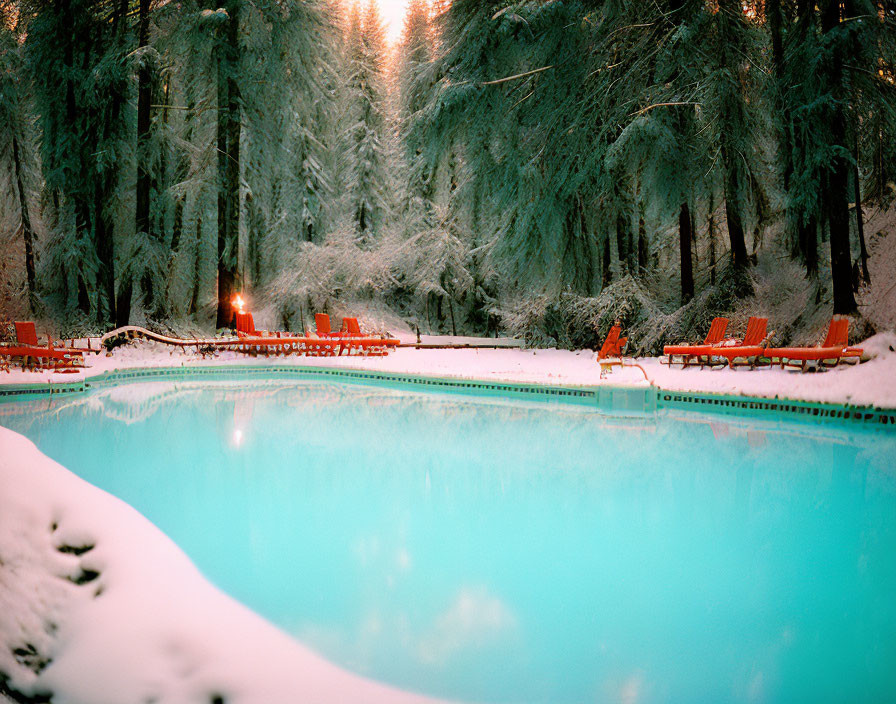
[2,378,895,703]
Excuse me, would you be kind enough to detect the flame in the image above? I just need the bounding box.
[232,294,246,314]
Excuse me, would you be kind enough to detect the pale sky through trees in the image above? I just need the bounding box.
[373,0,414,44]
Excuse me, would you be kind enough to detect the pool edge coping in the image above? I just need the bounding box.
[1,362,895,427]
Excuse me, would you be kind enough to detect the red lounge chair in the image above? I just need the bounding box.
[341,317,364,336]
[235,311,257,336]
[15,321,40,346]
[235,311,302,344]
[663,317,729,367]
[314,314,343,338]
[1,321,84,372]
[333,316,399,356]
[764,318,863,371]
[708,316,769,369]
[302,314,342,357]
[598,325,628,360]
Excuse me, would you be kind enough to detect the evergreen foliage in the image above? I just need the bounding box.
[0,0,893,341]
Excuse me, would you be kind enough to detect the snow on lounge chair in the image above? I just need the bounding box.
[235,311,294,340]
[0,321,84,372]
[707,316,770,369]
[663,317,729,368]
[331,316,399,357]
[598,325,628,361]
[231,311,337,357]
[764,318,863,371]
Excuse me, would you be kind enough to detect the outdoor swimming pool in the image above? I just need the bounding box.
[2,378,895,703]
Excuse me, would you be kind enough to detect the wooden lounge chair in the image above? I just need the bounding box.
[1,321,84,372]
[235,311,257,336]
[341,317,366,336]
[598,325,628,361]
[596,324,629,378]
[764,318,863,371]
[707,316,769,369]
[314,314,343,338]
[334,317,399,356]
[15,321,41,346]
[663,317,729,368]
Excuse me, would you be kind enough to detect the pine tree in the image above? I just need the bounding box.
[26,0,131,328]
[0,12,38,311]
[706,0,756,273]
[341,0,391,244]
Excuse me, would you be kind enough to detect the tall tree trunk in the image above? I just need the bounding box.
[768,0,789,190]
[853,134,870,283]
[720,141,750,269]
[799,214,818,279]
[709,210,717,286]
[690,204,698,270]
[166,90,193,307]
[94,182,117,327]
[601,236,611,289]
[637,212,647,273]
[60,0,91,316]
[12,135,37,311]
[679,202,694,304]
[189,215,202,317]
[116,279,133,328]
[215,2,241,330]
[131,0,158,321]
[821,0,858,314]
[615,212,629,275]
[135,0,152,240]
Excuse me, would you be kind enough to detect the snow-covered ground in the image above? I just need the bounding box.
[2,335,895,703]
[3,332,896,409]
[0,427,446,704]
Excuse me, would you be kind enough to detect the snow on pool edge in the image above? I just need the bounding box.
[1,331,895,410]
[0,426,448,704]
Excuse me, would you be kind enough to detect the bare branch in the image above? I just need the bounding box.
[631,101,700,116]
[481,65,554,86]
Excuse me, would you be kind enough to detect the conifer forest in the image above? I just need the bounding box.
[0,0,894,351]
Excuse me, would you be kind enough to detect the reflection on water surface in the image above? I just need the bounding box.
[2,379,895,703]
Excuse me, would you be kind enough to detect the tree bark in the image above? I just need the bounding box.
[12,135,37,311]
[679,202,694,304]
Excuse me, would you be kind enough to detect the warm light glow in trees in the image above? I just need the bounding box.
[375,0,416,44]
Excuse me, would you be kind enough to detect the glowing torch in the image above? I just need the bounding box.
[232,294,246,314]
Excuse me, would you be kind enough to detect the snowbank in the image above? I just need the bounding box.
[0,427,445,704]
[2,334,895,702]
